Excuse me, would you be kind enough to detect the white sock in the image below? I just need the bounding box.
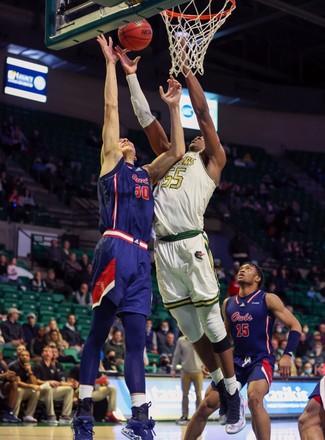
[131,393,147,408]
[224,376,238,395]
[210,368,224,386]
[80,385,93,400]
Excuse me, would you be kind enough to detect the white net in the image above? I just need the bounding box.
[160,0,236,77]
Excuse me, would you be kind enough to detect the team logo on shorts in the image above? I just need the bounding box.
[194,251,205,260]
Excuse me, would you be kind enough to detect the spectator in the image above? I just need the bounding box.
[7,257,22,287]
[306,286,325,302]
[33,345,74,424]
[145,319,157,354]
[1,308,25,347]
[171,335,203,425]
[20,187,35,211]
[0,254,8,283]
[45,319,69,349]
[103,330,125,369]
[295,332,312,360]
[159,332,176,363]
[77,262,93,290]
[44,268,73,299]
[30,271,47,293]
[74,283,92,307]
[22,312,39,349]
[294,357,304,376]
[301,362,314,377]
[157,354,171,374]
[79,253,89,271]
[156,320,170,352]
[61,314,83,352]
[62,253,82,290]
[61,240,71,261]
[30,326,46,361]
[0,350,20,423]
[102,350,120,373]
[9,349,52,423]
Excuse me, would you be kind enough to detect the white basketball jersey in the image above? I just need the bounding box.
[153,151,216,238]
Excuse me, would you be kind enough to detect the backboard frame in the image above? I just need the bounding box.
[45,0,188,50]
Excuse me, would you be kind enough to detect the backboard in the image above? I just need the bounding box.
[45,0,188,50]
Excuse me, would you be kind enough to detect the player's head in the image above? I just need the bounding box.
[237,261,264,289]
[119,138,136,162]
[188,136,205,152]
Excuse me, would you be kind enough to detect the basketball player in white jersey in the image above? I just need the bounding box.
[117,47,245,434]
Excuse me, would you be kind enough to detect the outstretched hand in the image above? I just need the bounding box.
[159,76,182,106]
[115,45,141,75]
[97,34,118,64]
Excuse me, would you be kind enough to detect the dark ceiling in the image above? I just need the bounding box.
[0,0,325,111]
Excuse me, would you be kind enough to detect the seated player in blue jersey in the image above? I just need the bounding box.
[117,46,245,434]
[72,34,185,440]
[183,262,302,440]
[298,375,325,440]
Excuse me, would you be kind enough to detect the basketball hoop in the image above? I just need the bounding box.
[161,0,236,77]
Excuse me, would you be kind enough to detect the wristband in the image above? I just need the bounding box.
[126,73,155,128]
[283,330,301,357]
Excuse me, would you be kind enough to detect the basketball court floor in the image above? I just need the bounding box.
[0,419,300,439]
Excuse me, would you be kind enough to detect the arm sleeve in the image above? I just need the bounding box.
[126,73,156,128]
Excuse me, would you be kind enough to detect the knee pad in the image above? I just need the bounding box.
[170,305,204,343]
[212,336,232,353]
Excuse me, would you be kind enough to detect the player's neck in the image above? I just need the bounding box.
[238,285,259,297]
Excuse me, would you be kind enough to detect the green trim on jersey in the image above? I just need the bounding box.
[163,293,220,310]
[159,229,203,242]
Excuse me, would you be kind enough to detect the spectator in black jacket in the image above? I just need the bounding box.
[1,308,25,347]
[22,312,39,349]
[61,314,83,352]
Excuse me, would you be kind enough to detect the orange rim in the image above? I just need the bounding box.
[162,0,236,21]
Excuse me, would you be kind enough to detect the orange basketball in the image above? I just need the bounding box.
[118,19,153,51]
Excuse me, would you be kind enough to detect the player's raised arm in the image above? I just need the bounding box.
[97,35,122,177]
[117,46,170,155]
[266,293,302,380]
[144,76,185,185]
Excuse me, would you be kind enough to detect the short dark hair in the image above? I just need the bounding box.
[241,261,264,288]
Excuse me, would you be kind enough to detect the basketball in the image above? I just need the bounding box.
[118,19,153,51]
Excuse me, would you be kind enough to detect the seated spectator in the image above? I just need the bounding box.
[145,319,157,354]
[294,357,304,376]
[30,271,48,293]
[33,345,74,424]
[102,349,120,373]
[30,327,46,361]
[301,362,314,377]
[22,312,39,349]
[159,332,176,364]
[0,350,20,423]
[9,349,47,423]
[44,268,73,299]
[77,262,93,290]
[60,314,83,352]
[20,187,35,211]
[157,353,172,374]
[45,319,69,349]
[78,253,89,271]
[295,332,312,360]
[103,329,125,370]
[62,253,82,290]
[0,308,25,347]
[0,254,8,283]
[156,320,170,352]
[7,257,23,287]
[74,283,92,307]
[306,286,325,302]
